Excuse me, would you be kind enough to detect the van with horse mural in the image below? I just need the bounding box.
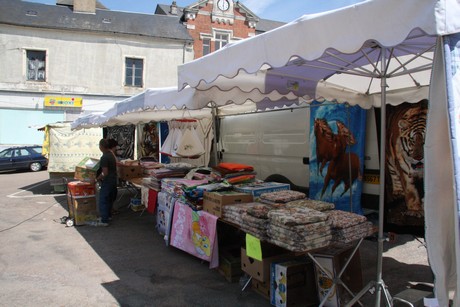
[218,99,427,227]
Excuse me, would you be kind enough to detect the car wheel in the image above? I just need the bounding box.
[30,162,42,172]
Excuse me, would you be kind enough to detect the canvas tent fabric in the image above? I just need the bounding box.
[71,86,300,130]
[42,122,102,172]
[177,0,460,305]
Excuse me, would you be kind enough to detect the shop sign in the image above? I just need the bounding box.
[44,96,82,108]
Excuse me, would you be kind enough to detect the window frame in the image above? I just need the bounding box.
[24,49,47,82]
[214,32,230,51]
[124,56,145,88]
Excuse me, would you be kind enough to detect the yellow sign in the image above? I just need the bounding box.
[363,173,380,184]
[246,233,262,261]
[44,96,83,108]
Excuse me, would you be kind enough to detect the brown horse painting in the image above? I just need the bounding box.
[314,118,336,176]
[320,120,362,198]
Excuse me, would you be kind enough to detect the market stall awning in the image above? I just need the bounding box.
[178,0,460,107]
[71,86,300,130]
[177,0,460,305]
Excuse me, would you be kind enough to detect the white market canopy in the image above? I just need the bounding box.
[177,0,460,305]
[178,0,459,107]
[71,86,301,130]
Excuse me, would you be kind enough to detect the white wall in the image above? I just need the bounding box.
[0,24,193,111]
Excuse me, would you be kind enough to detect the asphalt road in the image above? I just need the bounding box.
[0,170,435,306]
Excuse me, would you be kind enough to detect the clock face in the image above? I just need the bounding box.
[217,0,230,11]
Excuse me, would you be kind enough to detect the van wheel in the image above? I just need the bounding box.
[30,162,42,172]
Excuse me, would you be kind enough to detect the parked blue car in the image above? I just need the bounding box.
[0,145,48,172]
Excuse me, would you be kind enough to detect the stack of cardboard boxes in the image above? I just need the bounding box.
[202,185,364,306]
[68,157,100,225]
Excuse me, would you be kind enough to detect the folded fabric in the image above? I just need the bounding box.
[267,235,332,252]
[245,203,274,219]
[218,162,254,172]
[327,210,368,229]
[285,199,335,211]
[268,223,332,240]
[268,207,328,226]
[268,227,331,243]
[269,219,332,233]
[260,190,306,203]
[225,174,256,184]
[241,213,269,227]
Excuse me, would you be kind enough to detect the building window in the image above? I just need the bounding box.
[214,32,229,51]
[125,57,143,87]
[26,50,46,82]
[203,38,211,56]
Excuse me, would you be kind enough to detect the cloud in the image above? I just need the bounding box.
[240,0,277,15]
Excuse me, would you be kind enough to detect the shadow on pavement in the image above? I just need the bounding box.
[50,189,434,307]
[52,189,271,306]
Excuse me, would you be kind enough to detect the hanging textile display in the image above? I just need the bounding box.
[160,118,213,167]
[170,201,219,268]
[385,100,428,226]
[176,122,206,158]
[309,101,367,214]
[106,125,135,160]
[138,122,159,160]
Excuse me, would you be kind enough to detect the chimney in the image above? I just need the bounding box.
[73,0,96,14]
[170,1,178,15]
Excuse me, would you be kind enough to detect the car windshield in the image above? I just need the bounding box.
[0,149,13,158]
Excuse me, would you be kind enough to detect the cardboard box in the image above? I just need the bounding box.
[241,244,295,282]
[252,279,271,300]
[270,260,319,307]
[67,195,98,226]
[203,191,253,218]
[74,157,100,182]
[312,243,363,306]
[67,181,96,197]
[234,182,290,199]
[117,162,143,180]
[217,246,243,283]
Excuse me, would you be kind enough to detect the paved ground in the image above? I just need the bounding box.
[0,170,434,306]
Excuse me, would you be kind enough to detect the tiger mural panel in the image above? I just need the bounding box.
[385,100,428,221]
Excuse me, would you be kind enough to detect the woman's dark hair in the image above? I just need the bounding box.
[107,138,118,149]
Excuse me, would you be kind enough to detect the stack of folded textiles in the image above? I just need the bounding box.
[327,210,374,243]
[211,162,257,185]
[142,176,160,190]
[140,160,163,177]
[259,190,306,205]
[221,202,260,227]
[240,203,274,241]
[267,207,332,252]
[284,198,335,211]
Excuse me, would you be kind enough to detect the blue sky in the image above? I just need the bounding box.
[26,0,364,22]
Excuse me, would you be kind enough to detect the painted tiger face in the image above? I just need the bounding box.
[397,106,427,169]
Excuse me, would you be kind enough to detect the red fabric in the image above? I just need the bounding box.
[147,189,158,214]
[218,162,254,172]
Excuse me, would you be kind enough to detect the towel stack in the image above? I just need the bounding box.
[285,198,335,211]
[239,203,275,241]
[221,203,258,227]
[327,210,374,243]
[211,162,257,185]
[259,190,306,205]
[267,207,332,252]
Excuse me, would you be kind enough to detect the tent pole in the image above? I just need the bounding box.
[345,48,392,307]
[211,103,219,167]
[374,47,392,307]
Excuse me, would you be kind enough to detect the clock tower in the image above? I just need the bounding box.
[212,0,234,24]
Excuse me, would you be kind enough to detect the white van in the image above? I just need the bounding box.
[218,107,380,208]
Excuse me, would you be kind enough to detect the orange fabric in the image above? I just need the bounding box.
[226,174,256,184]
[218,162,254,172]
